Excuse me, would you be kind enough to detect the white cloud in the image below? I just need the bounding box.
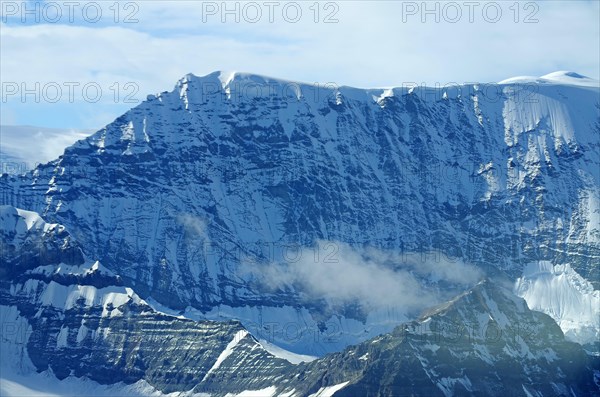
[1,1,598,129]
[242,241,484,314]
[176,213,209,241]
[0,125,91,168]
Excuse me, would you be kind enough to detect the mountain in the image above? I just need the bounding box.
[1,70,599,395]
[1,71,598,355]
[1,205,598,396]
[288,279,600,397]
[0,205,291,394]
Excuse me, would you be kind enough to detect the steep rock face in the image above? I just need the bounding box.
[1,72,598,352]
[2,206,598,396]
[0,206,292,394]
[278,280,600,397]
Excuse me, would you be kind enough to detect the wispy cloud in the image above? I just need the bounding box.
[242,241,484,314]
[176,213,209,241]
[0,125,91,167]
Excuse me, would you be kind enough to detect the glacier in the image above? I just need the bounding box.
[515,260,600,350]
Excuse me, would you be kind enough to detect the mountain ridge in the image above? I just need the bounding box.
[1,70,598,356]
[2,205,598,396]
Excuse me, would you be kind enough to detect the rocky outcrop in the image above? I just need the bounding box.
[2,206,598,396]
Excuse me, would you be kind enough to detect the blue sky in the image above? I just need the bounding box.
[1,0,599,130]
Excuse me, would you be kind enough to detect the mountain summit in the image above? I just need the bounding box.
[1,71,599,380]
[2,71,599,354]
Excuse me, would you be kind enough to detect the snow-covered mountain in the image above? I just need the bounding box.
[0,71,599,395]
[0,205,291,394]
[1,206,598,396]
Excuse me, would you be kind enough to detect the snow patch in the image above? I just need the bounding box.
[540,71,599,87]
[258,339,317,364]
[309,381,350,397]
[308,382,350,397]
[0,370,211,397]
[515,261,600,347]
[499,71,599,87]
[36,282,141,316]
[56,326,68,348]
[226,386,277,397]
[203,330,248,380]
